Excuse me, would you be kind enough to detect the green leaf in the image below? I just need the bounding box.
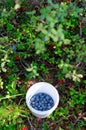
[64,39,71,45]
[83,58,86,62]
[82,27,86,35]
[26,10,36,15]
[83,80,86,84]
[12,81,16,89]
[7,23,14,31]
[17,43,25,50]
[42,123,49,130]
[1,62,6,72]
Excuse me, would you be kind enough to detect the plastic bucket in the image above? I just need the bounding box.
[26,82,59,118]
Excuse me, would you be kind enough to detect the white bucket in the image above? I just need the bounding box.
[26,82,59,118]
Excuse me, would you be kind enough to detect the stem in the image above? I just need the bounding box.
[0,93,24,101]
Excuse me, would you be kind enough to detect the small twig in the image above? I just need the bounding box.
[18,98,24,105]
[27,117,36,130]
[39,20,47,24]
[55,84,59,89]
[75,56,84,68]
[75,62,82,67]
[72,117,81,127]
[49,116,66,127]
[48,68,57,70]
[50,115,73,127]
[79,22,82,37]
[72,112,86,127]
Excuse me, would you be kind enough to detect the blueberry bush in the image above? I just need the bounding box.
[0,0,86,129]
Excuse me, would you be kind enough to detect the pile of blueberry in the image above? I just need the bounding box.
[30,92,54,111]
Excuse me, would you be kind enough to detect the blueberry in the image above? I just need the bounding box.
[46,95,50,100]
[48,103,51,106]
[57,15,61,21]
[50,99,53,103]
[39,102,42,106]
[36,98,39,102]
[34,107,38,110]
[38,105,41,108]
[43,98,46,101]
[41,100,44,104]
[40,98,43,101]
[41,95,44,99]
[47,105,51,109]
[31,104,35,108]
[42,37,46,42]
[35,102,38,106]
[38,107,43,111]
[12,43,17,52]
[31,101,35,105]
[30,97,35,102]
